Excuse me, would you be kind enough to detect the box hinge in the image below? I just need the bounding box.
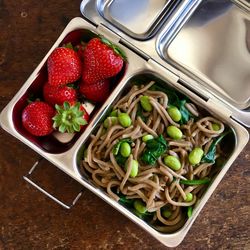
[147,58,180,84]
[119,38,150,61]
[206,98,233,120]
[96,23,149,61]
[178,76,210,103]
[96,23,121,44]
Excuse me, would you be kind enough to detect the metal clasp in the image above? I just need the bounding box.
[23,158,83,209]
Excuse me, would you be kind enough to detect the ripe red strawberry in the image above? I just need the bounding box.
[79,79,110,102]
[82,37,125,84]
[47,47,82,86]
[43,82,77,106]
[22,101,55,136]
[53,102,89,133]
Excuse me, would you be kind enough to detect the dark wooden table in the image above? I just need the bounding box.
[0,1,249,249]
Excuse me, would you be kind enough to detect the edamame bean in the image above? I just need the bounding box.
[164,155,181,171]
[134,200,147,214]
[187,206,193,218]
[212,123,220,131]
[185,193,193,202]
[118,113,132,128]
[188,147,204,165]
[140,96,152,112]
[162,209,172,218]
[120,142,131,158]
[110,110,118,117]
[142,134,154,142]
[167,106,182,122]
[167,125,183,140]
[126,160,139,177]
[104,117,118,128]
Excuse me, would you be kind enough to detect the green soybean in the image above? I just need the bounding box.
[110,110,118,117]
[118,113,132,128]
[162,209,172,218]
[104,117,118,128]
[134,200,147,214]
[142,134,154,142]
[167,106,182,122]
[187,206,193,218]
[120,142,131,158]
[140,96,152,112]
[129,160,139,178]
[212,123,220,131]
[185,193,193,202]
[188,147,204,165]
[167,125,183,140]
[164,155,181,171]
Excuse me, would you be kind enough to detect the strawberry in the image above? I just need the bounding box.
[22,101,55,136]
[79,79,110,102]
[43,82,77,106]
[75,42,86,61]
[47,47,82,86]
[82,37,125,84]
[53,102,89,133]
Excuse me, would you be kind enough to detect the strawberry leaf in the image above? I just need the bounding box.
[64,43,74,50]
[112,46,127,61]
[53,101,88,133]
[63,101,70,110]
[100,36,112,47]
[99,36,127,61]
[59,124,66,133]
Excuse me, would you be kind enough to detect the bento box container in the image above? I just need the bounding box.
[0,0,249,247]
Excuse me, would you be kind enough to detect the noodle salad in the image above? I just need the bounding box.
[81,81,231,233]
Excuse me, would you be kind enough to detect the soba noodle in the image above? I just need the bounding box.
[81,82,229,233]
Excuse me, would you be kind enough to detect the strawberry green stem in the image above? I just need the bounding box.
[52,102,87,133]
[100,36,127,61]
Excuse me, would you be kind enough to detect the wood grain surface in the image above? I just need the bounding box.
[0,1,249,249]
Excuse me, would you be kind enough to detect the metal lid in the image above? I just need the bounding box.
[159,0,250,126]
[80,0,250,126]
[96,0,180,40]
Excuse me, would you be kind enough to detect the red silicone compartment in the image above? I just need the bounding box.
[12,29,127,154]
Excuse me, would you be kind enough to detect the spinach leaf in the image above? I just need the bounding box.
[141,135,168,165]
[115,154,128,167]
[180,178,210,185]
[150,84,193,124]
[202,130,231,164]
[178,100,192,124]
[118,194,134,207]
[113,138,132,155]
[118,194,154,221]
[133,209,154,220]
[136,104,147,122]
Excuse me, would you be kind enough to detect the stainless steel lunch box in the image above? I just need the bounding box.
[0,0,249,247]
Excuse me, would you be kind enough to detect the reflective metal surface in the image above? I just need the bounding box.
[98,0,179,39]
[162,0,250,109]
[1,2,250,248]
